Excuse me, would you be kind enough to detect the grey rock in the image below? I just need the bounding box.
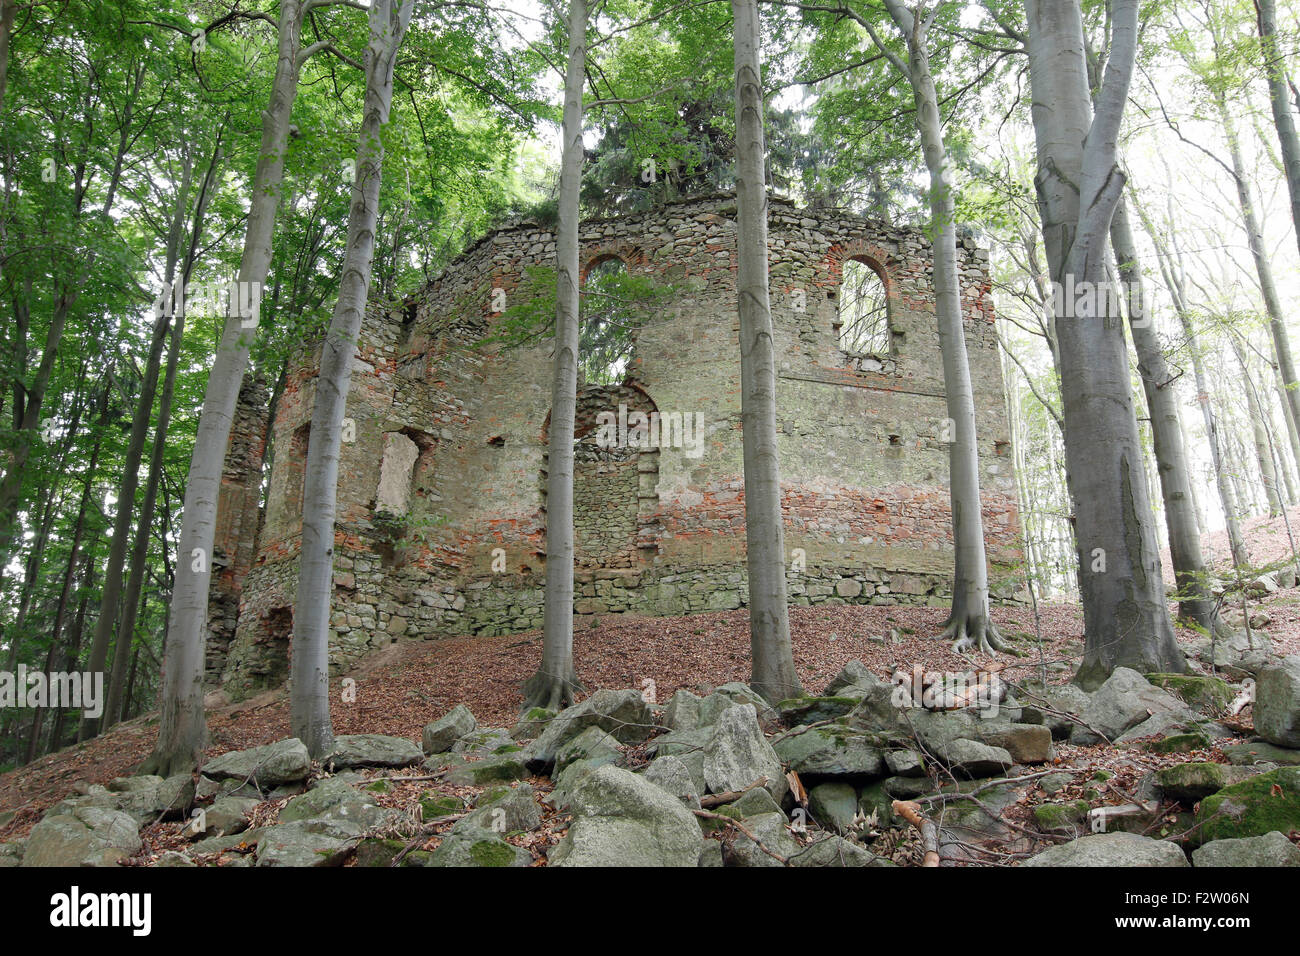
[1192,831,1300,867]
[549,765,702,867]
[936,738,1013,778]
[451,727,517,757]
[884,749,924,777]
[1256,656,1300,748]
[721,811,800,867]
[22,806,142,867]
[1223,740,1300,766]
[1022,831,1189,867]
[808,782,858,834]
[527,689,654,770]
[772,725,884,781]
[324,734,423,770]
[204,738,311,787]
[790,835,891,867]
[429,825,531,867]
[423,703,477,755]
[554,726,621,774]
[191,796,260,838]
[704,704,788,802]
[643,755,702,809]
[255,819,358,867]
[1070,669,1192,744]
[455,783,542,834]
[279,778,398,830]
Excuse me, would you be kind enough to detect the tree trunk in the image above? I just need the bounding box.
[1214,94,1300,466]
[880,0,1007,654]
[1232,336,1284,517]
[522,0,588,712]
[1256,0,1300,263]
[1111,197,1214,630]
[105,136,223,731]
[82,156,197,742]
[732,0,802,703]
[292,0,414,757]
[141,0,306,777]
[1024,0,1183,688]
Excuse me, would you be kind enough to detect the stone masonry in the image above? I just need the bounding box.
[217,193,1022,698]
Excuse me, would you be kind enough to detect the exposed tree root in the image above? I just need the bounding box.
[520,666,585,713]
[939,611,1014,656]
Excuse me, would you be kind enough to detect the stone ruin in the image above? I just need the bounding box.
[210,193,1022,699]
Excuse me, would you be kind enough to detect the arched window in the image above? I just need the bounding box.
[581,257,635,385]
[837,258,891,356]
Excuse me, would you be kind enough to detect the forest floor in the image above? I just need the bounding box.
[3,511,1299,861]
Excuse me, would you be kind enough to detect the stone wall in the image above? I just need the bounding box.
[220,193,1023,696]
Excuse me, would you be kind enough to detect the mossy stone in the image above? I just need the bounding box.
[1196,767,1300,844]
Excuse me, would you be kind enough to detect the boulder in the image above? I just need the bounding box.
[1196,767,1300,843]
[721,811,800,867]
[255,819,358,867]
[643,756,702,809]
[549,765,702,867]
[1192,831,1300,867]
[1022,831,1189,867]
[1070,669,1192,744]
[429,825,531,867]
[191,796,260,838]
[1019,682,1090,740]
[423,704,477,755]
[451,727,518,757]
[935,738,1013,778]
[1144,673,1232,714]
[510,707,555,741]
[442,754,530,787]
[324,734,423,770]
[22,806,141,867]
[980,724,1054,764]
[823,661,885,697]
[527,689,654,770]
[808,782,858,834]
[1255,656,1300,748]
[771,725,885,781]
[279,779,395,829]
[777,696,860,725]
[1154,762,1229,803]
[1223,740,1300,766]
[703,704,788,802]
[455,783,542,834]
[790,835,891,867]
[204,738,311,788]
[554,726,622,774]
[884,749,925,777]
[109,773,195,825]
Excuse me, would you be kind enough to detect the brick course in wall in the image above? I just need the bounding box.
[217,193,1023,698]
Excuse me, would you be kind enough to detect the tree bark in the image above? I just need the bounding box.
[1110,196,1214,630]
[522,0,588,712]
[878,0,1007,654]
[1023,0,1183,688]
[1231,336,1284,517]
[732,0,802,703]
[292,0,414,757]
[1255,0,1300,263]
[141,0,307,777]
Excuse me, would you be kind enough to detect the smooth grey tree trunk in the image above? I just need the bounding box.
[292,0,414,757]
[522,0,587,711]
[732,0,802,703]
[876,0,1007,654]
[82,151,198,742]
[1024,0,1184,688]
[104,133,223,730]
[141,0,307,777]
[1232,336,1284,516]
[1256,0,1300,264]
[1110,197,1214,630]
[1213,94,1300,463]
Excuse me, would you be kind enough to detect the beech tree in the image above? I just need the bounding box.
[523,0,588,711]
[732,0,802,703]
[1022,0,1184,687]
[292,0,415,758]
[143,0,315,776]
